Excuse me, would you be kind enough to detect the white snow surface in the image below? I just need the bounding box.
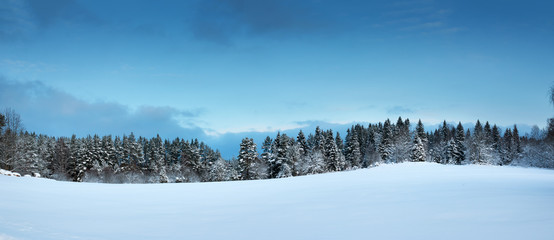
[1,162,554,240]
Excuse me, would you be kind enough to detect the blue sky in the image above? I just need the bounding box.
[1,0,553,157]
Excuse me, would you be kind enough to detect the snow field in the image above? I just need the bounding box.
[1,162,553,240]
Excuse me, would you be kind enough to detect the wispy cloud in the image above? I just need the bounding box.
[387,105,414,114]
[0,76,205,139]
[0,0,100,41]
[379,1,461,35]
[0,59,66,74]
[188,0,335,44]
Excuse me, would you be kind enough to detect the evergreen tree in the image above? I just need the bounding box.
[492,125,501,150]
[363,125,379,167]
[411,135,426,162]
[345,129,362,168]
[50,137,70,179]
[335,132,344,154]
[324,130,344,172]
[149,135,167,183]
[261,136,273,168]
[415,119,428,147]
[474,120,483,139]
[208,158,232,182]
[296,130,309,156]
[237,138,264,180]
[483,121,492,144]
[453,122,466,164]
[513,125,521,154]
[502,128,514,165]
[379,119,394,163]
[444,138,456,164]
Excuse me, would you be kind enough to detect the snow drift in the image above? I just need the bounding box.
[1,162,553,240]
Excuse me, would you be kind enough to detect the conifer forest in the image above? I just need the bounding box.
[1,108,553,184]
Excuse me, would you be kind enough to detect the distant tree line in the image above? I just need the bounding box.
[1,107,553,183]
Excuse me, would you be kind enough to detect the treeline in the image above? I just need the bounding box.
[1,109,554,183]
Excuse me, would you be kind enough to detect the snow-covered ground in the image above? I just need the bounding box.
[1,162,553,240]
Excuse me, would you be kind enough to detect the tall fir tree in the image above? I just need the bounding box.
[453,122,466,165]
[411,135,426,162]
[379,119,394,163]
[237,138,264,180]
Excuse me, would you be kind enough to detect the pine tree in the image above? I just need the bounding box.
[483,121,492,144]
[324,130,344,172]
[415,119,428,147]
[261,136,273,168]
[208,157,232,182]
[363,125,379,167]
[379,119,394,163]
[237,138,264,180]
[270,133,293,178]
[335,132,344,154]
[513,125,521,155]
[51,137,70,179]
[502,128,514,165]
[411,135,426,162]
[296,130,309,156]
[474,120,483,139]
[444,138,456,164]
[453,122,466,164]
[149,135,168,183]
[492,125,501,150]
[345,129,362,168]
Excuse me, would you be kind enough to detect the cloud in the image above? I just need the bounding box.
[0,76,205,139]
[0,233,19,240]
[387,105,414,114]
[0,0,100,41]
[188,0,334,43]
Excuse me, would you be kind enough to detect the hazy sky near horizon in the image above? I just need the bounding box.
[1,0,553,144]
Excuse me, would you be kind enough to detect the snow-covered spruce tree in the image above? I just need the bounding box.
[12,132,46,176]
[411,135,426,162]
[166,137,181,166]
[378,119,394,163]
[391,117,411,163]
[415,119,428,147]
[71,137,88,182]
[294,130,311,175]
[148,135,168,183]
[286,138,301,176]
[303,127,326,174]
[453,122,466,165]
[208,157,232,182]
[261,136,273,175]
[345,128,362,169]
[363,125,380,167]
[492,125,501,151]
[268,133,282,178]
[181,139,203,182]
[468,121,494,165]
[502,128,514,165]
[50,137,70,179]
[99,135,117,181]
[513,125,522,156]
[84,134,108,182]
[113,136,123,170]
[444,138,456,164]
[238,138,265,180]
[324,130,344,172]
[335,132,344,155]
[296,130,309,156]
[268,132,293,178]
